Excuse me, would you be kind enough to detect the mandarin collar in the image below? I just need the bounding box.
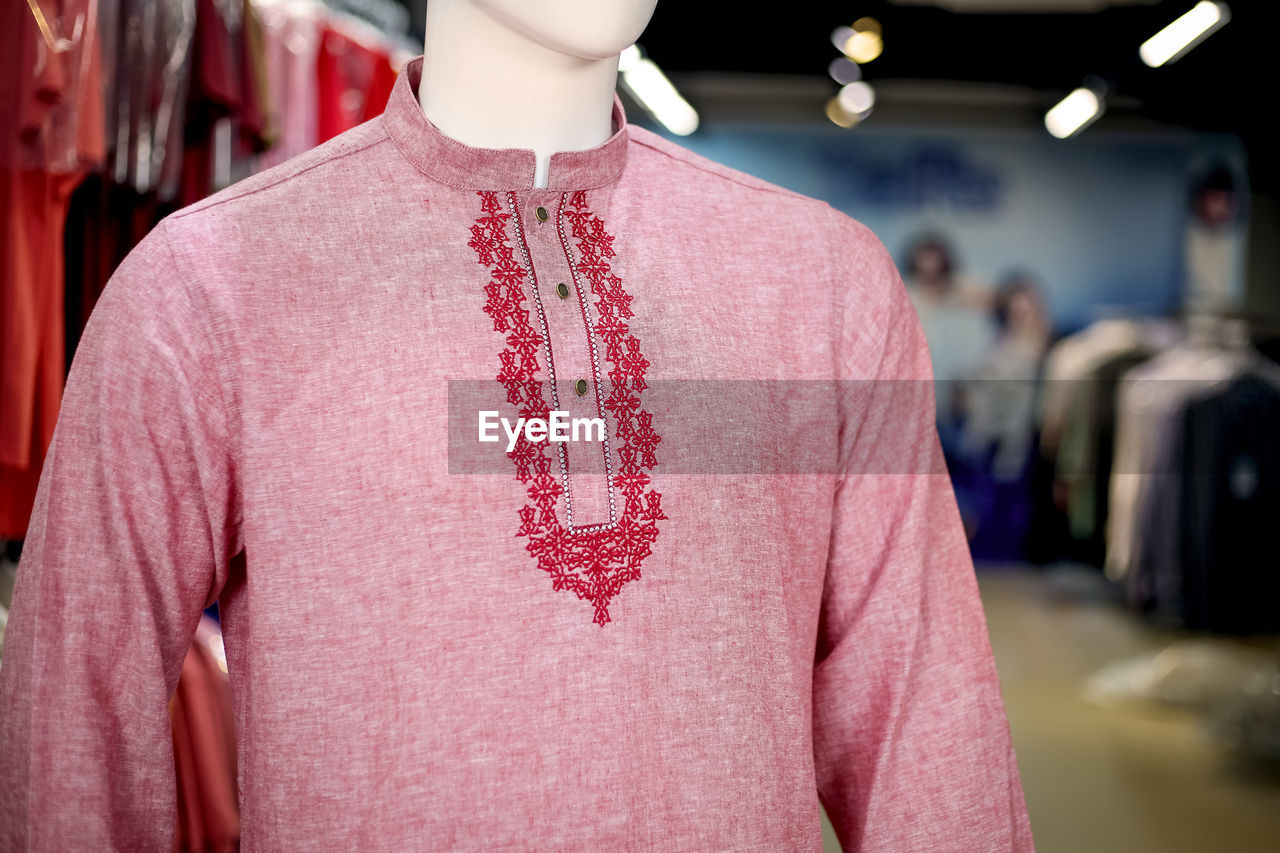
[382,56,630,192]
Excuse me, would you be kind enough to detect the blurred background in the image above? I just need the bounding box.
[2,1,1278,850]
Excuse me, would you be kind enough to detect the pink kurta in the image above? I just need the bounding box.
[0,57,1034,851]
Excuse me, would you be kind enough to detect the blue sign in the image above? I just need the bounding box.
[660,120,1247,332]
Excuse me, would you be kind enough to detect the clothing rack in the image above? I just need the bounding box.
[1030,310,1280,634]
[2,0,420,542]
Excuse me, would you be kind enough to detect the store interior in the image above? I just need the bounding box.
[2,1,1278,850]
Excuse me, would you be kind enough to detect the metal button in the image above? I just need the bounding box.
[535,205,549,222]
[575,378,589,397]
[556,282,570,299]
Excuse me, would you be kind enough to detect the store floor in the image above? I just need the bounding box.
[820,565,1280,853]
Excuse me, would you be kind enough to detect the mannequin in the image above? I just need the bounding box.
[418,0,658,188]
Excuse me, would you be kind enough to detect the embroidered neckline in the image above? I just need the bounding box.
[467,189,665,625]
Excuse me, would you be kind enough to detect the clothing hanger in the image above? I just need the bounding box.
[1184,307,1280,390]
[25,0,74,53]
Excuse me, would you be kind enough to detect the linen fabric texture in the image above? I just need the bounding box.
[0,56,1034,852]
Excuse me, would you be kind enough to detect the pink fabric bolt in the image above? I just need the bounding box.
[0,56,1035,851]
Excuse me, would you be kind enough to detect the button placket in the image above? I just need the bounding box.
[553,192,617,530]
[508,191,615,532]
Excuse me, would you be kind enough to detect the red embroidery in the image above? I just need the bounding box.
[467,189,665,625]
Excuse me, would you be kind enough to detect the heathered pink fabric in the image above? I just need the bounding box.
[0,57,1034,851]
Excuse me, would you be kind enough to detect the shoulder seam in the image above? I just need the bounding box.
[169,129,393,220]
[628,133,826,205]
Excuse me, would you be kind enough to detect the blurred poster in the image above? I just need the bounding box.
[674,123,1247,332]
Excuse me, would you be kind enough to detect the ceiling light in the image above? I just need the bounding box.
[838,81,876,118]
[843,30,884,63]
[1045,86,1104,138]
[825,96,859,128]
[830,25,855,51]
[853,16,882,36]
[619,55,700,136]
[1139,1,1230,67]
[828,56,862,84]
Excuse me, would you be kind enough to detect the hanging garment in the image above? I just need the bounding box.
[254,0,323,171]
[62,173,177,376]
[315,16,397,142]
[170,614,240,852]
[179,0,244,206]
[109,0,197,198]
[1129,356,1280,630]
[1057,346,1153,565]
[237,0,272,157]
[0,57,1033,852]
[0,0,105,539]
[64,0,196,369]
[1106,343,1247,580]
[1031,317,1167,566]
[1177,370,1280,633]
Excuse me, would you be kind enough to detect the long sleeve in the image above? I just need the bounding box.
[0,220,241,851]
[813,220,1034,852]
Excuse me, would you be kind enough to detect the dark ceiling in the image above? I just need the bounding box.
[637,1,1272,182]
[397,1,1273,187]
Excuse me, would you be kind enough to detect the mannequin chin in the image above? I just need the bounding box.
[468,0,660,60]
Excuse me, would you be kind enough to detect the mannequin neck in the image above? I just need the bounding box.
[418,2,620,189]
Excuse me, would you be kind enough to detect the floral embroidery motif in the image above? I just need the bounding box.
[467,189,665,625]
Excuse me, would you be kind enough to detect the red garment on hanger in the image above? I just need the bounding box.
[0,0,104,539]
[315,21,396,143]
[170,615,240,853]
